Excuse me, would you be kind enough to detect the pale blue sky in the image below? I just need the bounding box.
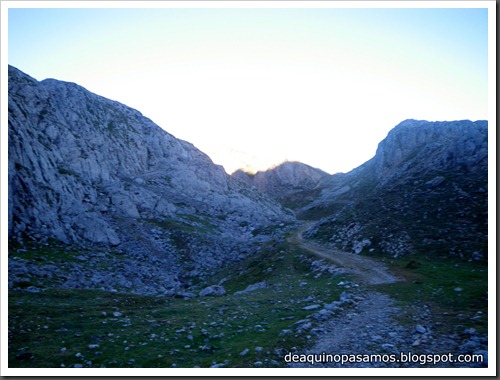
[7,4,489,174]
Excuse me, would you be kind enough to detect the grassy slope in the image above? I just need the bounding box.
[375,254,488,336]
[301,168,487,261]
[8,240,347,368]
[8,228,488,368]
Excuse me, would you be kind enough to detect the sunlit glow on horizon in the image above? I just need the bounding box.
[7,4,489,175]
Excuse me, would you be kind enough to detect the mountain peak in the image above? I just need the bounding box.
[373,119,488,184]
[233,160,328,198]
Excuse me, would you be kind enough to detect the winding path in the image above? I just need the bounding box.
[289,222,399,285]
[288,223,409,368]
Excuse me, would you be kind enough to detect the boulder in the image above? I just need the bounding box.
[234,281,267,295]
[199,285,226,297]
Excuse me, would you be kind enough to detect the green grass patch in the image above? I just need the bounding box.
[58,168,79,177]
[9,240,84,264]
[107,122,116,132]
[374,254,488,333]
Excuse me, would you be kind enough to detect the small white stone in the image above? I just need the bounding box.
[415,324,427,334]
[303,304,321,311]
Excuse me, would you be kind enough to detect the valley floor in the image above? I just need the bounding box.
[8,224,488,370]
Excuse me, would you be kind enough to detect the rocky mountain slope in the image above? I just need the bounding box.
[8,65,294,294]
[296,119,488,260]
[232,161,329,208]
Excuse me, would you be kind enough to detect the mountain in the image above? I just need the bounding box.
[7,64,488,295]
[7,68,489,369]
[297,119,488,260]
[232,161,329,209]
[8,65,294,294]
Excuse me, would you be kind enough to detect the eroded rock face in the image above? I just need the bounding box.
[8,65,294,292]
[371,119,487,186]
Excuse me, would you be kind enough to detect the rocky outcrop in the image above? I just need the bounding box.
[8,65,294,293]
[371,119,487,185]
[299,119,488,260]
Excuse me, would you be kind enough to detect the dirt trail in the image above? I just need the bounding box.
[289,222,399,285]
[288,291,408,368]
[287,223,487,369]
[288,223,410,368]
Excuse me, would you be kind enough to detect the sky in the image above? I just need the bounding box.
[6,2,489,175]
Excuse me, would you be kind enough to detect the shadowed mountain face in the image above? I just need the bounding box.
[298,119,488,260]
[8,66,294,293]
[232,161,329,209]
